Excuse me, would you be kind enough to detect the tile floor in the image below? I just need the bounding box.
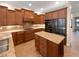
[70,31,79,52]
[15,40,79,57]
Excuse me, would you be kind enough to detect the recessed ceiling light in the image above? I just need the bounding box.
[56,1,59,5]
[40,8,44,11]
[28,3,32,7]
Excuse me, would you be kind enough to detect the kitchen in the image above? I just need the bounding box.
[0,1,79,57]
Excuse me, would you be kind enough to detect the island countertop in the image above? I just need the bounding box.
[35,31,65,44]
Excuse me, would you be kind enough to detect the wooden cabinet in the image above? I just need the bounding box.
[39,36,47,57]
[15,9,23,25]
[45,8,67,20]
[45,13,50,20]
[12,29,44,46]
[12,30,34,46]
[22,9,34,21]
[58,8,67,18]
[47,40,64,57]
[35,35,47,56]
[34,13,39,24]
[12,31,24,46]
[24,29,35,42]
[35,34,64,57]
[0,6,8,26]
[39,15,45,24]
[34,14,45,24]
[53,11,58,19]
[16,31,24,45]
[7,10,15,25]
[34,14,40,24]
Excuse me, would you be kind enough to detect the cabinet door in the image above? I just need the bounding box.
[39,37,47,57]
[53,11,58,19]
[40,15,45,24]
[7,10,15,25]
[0,6,7,26]
[58,8,67,18]
[15,9,23,25]
[47,40,58,57]
[45,13,49,20]
[16,31,24,45]
[29,11,34,19]
[34,13,37,24]
[24,10,29,19]
[24,30,34,42]
[34,14,41,24]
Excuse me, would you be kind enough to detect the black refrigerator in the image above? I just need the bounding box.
[45,18,66,36]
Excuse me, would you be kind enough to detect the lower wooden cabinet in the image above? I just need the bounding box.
[12,29,45,46]
[24,29,35,42]
[12,31,24,46]
[35,35,64,57]
[16,31,24,45]
[39,37,47,57]
[12,29,35,46]
[47,40,64,57]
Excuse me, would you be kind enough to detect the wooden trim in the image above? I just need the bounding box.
[15,9,21,11]
[8,9,15,12]
[0,5,8,8]
[21,8,34,12]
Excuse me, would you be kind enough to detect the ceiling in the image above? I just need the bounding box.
[0,1,67,14]
[70,1,79,13]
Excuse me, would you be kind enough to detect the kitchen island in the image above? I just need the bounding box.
[35,31,65,57]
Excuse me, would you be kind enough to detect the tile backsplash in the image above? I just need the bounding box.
[0,25,23,31]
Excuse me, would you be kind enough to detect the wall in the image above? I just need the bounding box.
[66,2,72,46]
[73,12,79,17]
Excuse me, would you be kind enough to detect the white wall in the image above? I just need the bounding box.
[73,12,79,17]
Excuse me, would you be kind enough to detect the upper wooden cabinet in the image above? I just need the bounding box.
[45,8,67,20]
[34,13,45,24]
[34,13,40,24]
[33,13,38,24]
[0,6,8,26]
[58,8,67,18]
[7,10,15,25]
[53,11,58,19]
[39,15,45,24]
[45,13,51,20]
[15,9,23,25]
[21,9,34,21]
[45,12,53,20]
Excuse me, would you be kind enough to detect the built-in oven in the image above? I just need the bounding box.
[0,38,9,53]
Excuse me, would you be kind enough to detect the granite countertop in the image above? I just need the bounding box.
[35,31,65,44]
